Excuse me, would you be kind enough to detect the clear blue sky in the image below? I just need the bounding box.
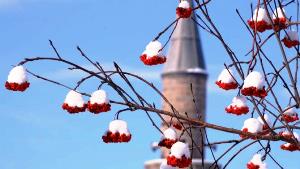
[0,0,299,169]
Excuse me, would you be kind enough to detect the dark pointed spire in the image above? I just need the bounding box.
[163,0,206,75]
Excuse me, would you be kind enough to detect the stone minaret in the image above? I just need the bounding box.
[144,1,217,168]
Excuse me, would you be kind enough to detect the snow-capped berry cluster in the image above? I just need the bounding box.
[248,7,288,33]
[248,8,272,32]
[158,128,178,149]
[215,70,268,116]
[62,90,111,114]
[272,7,288,31]
[247,7,299,49]
[102,120,132,143]
[160,160,176,169]
[241,118,263,138]
[167,142,192,168]
[247,154,268,169]
[280,131,300,151]
[215,70,267,99]
[216,69,238,90]
[225,96,249,115]
[242,71,267,98]
[282,30,300,48]
[140,0,195,65]
[87,90,111,114]
[61,91,129,144]
[62,90,86,114]
[281,107,299,123]
[176,0,192,18]
[140,41,166,66]
[257,114,272,131]
[241,115,273,138]
[5,66,30,92]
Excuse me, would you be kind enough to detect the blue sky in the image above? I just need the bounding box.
[0,0,299,169]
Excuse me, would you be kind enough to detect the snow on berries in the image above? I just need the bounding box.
[225,96,249,115]
[102,120,132,143]
[158,127,178,149]
[5,65,30,92]
[215,69,238,90]
[247,154,268,169]
[160,160,176,169]
[241,118,263,138]
[241,71,267,98]
[62,90,86,114]
[241,115,272,137]
[248,8,271,32]
[272,7,288,31]
[282,30,300,48]
[257,114,272,131]
[280,131,300,151]
[281,107,299,123]
[176,0,192,18]
[167,142,192,168]
[87,90,111,114]
[140,40,166,66]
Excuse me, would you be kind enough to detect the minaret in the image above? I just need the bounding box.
[160,0,207,162]
[144,0,216,168]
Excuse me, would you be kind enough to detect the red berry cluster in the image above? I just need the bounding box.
[241,86,268,99]
[102,131,132,143]
[140,54,167,66]
[87,102,111,114]
[5,81,30,92]
[158,138,177,149]
[215,81,238,90]
[225,105,249,116]
[167,155,192,168]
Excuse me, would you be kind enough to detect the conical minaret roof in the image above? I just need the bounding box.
[163,0,206,75]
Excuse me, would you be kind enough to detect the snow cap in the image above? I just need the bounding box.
[143,40,163,58]
[258,114,272,127]
[178,0,190,9]
[251,8,271,24]
[281,130,299,138]
[160,160,176,169]
[283,132,300,146]
[285,30,299,41]
[64,90,85,107]
[89,90,109,104]
[109,120,130,135]
[217,68,236,83]
[163,128,177,140]
[230,96,248,107]
[283,107,298,116]
[272,7,286,19]
[242,118,263,133]
[243,71,265,89]
[249,154,268,169]
[7,65,28,84]
[281,130,292,136]
[170,142,190,158]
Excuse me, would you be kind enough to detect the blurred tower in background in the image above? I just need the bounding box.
[144,0,217,168]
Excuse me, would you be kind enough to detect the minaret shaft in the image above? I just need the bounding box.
[161,73,207,160]
[144,0,217,168]
[160,0,208,167]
